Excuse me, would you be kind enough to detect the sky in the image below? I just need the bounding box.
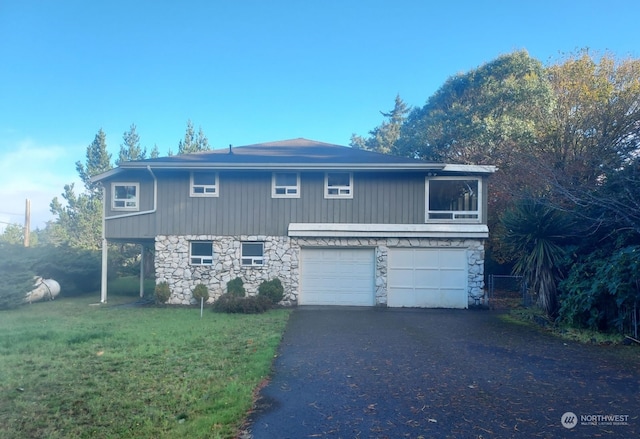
[0,0,638,232]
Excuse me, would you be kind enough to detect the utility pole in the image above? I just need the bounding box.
[24,199,30,247]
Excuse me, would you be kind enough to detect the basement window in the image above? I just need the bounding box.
[241,242,264,267]
[190,241,214,265]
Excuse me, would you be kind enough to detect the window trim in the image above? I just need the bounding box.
[111,182,140,211]
[324,172,353,199]
[272,172,300,198]
[190,172,219,197]
[425,176,482,223]
[241,241,264,267]
[190,241,214,266]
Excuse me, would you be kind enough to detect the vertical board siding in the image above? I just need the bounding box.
[105,170,432,239]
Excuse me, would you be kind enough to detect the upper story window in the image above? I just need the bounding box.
[241,242,264,266]
[325,172,353,199]
[112,182,139,210]
[190,241,213,265]
[426,177,481,222]
[190,172,219,197]
[272,172,300,198]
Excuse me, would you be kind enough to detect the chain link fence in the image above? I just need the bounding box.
[487,275,533,310]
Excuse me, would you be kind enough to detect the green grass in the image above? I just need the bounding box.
[503,307,626,344]
[107,276,157,297]
[0,294,290,439]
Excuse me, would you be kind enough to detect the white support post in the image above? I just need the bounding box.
[100,185,108,304]
[100,238,108,303]
[139,244,145,298]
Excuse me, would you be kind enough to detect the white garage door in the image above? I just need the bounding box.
[388,248,468,308]
[299,248,375,306]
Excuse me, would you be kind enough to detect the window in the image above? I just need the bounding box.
[190,241,213,265]
[272,172,300,198]
[426,178,481,222]
[112,183,139,210]
[325,172,353,198]
[241,242,264,266]
[190,172,219,197]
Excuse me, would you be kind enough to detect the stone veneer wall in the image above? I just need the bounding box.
[155,235,299,305]
[155,235,486,306]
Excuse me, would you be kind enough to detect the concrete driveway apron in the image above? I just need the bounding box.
[245,307,639,438]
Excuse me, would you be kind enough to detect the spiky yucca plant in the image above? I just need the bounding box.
[501,200,574,316]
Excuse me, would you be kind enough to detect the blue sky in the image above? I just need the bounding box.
[0,0,638,231]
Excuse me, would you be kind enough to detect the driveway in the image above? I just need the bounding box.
[244,307,639,438]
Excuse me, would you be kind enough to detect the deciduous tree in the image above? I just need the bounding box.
[533,51,640,234]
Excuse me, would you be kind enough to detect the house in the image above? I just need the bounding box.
[92,138,496,308]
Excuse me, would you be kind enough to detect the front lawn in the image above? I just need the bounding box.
[0,295,290,439]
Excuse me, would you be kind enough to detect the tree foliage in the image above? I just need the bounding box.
[117,124,146,165]
[533,51,640,234]
[0,223,25,245]
[396,51,553,166]
[178,120,210,154]
[350,94,410,154]
[49,129,112,249]
[559,246,640,333]
[75,129,112,197]
[0,243,34,310]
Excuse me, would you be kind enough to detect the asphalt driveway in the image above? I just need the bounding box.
[244,307,639,438]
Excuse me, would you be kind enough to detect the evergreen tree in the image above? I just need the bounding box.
[76,128,112,197]
[116,124,146,165]
[178,120,211,154]
[49,129,113,249]
[0,223,25,245]
[150,144,160,158]
[350,95,410,154]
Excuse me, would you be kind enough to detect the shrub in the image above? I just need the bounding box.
[33,245,104,296]
[192,283,209,301]
[558,246,640,333]
[0,244,34,310]
[212,294,272,314]
[154,282,171,304]
[258,278,284,305]
[226,277,245,297]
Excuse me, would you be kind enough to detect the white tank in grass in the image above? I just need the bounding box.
[25,277,61,303]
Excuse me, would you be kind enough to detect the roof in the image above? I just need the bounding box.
[92,138,496,182]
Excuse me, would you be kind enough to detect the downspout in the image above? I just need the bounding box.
[104,166,158,220]
[100,166,158,303]
[100,184,108,303]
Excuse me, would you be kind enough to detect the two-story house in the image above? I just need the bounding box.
[92,138,495,308]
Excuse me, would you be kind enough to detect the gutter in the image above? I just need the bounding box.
[104,166,157,220]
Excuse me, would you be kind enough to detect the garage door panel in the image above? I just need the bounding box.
[414,269,439,285]
[300,249,374,306]
[388,248,467,308]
